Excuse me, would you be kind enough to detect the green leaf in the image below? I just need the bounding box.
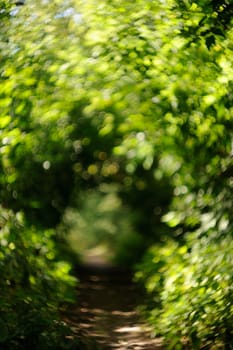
[0,115,11,128]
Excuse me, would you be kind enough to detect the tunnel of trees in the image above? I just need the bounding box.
[0,0,233,349]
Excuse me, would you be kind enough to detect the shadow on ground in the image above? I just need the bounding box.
[63,255,163,350]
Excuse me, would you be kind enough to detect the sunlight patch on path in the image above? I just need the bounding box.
[63,260,164,349]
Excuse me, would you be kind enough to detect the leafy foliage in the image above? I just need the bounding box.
[136,232,233,349]
[0,206,77,349]
[174,0,233,47]
[1,0,233,348]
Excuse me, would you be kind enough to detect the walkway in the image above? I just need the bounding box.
[64,256,163,349]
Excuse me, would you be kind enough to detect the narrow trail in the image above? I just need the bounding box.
[64,256,163,350]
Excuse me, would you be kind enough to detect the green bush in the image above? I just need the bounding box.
[136,233,233,349]
[0,207,77,350]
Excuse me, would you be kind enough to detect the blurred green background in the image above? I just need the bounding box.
[1,0,233,348]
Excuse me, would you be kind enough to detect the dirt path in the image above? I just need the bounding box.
[64,258,163,349]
